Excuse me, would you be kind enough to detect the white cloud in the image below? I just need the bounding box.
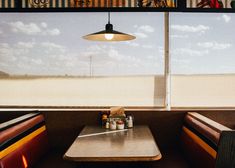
[108,49,122,60]
[0,41,77,75]
[107,48,141,63]
[173,48,209,57]
[0,43,17,61]
[31,58,43,65]
[126,42,153,49]
[41,22,47,28]
[171,24,210,33]
[45,28,60,36]
[142,45,153,49]
[0,42,34,57]
[130,43,140,47]
[216,14,231,23]
[41,42,66,53]
[65,62,76,67]
[0,29,3,34]
[9,21,41,35]
[170,34,189,39]
[171,58,191,64]
[133,32,148,38]
[81,45,107,58]
[125,41,140,47]
[133,25,155,39]
[0,42,64,69]
[0,43,10,48]
[16,42,35,49]
[197,42,232,50]
[0,43,11,56]
[137,25,155,33]
[222,14,231,23]
[9,21,60,36]
[81,45,141,64]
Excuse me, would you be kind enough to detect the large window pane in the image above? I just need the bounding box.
[0,13,164,107]
[170,13,235,107]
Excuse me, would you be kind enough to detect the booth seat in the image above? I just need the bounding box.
[181,112,235,168]
[0,113,49,168]
[0,111,234,168]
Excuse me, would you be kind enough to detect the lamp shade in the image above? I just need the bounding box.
[83,23,136,42]
[83,13,136,42]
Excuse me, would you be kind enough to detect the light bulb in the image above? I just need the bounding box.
[104,34,114,40]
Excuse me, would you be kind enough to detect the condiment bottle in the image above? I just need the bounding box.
[110,120,116,130]
[105,120,110,129]
[127,116,133,128]
[102,114,108,127]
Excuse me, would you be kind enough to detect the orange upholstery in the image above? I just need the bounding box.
[0,113,49,168]
[0,115,45,144]
[181,112,231,168]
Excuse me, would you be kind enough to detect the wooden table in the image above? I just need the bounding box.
[63,125,162,162]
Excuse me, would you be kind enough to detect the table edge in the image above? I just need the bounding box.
[63,153,162,162]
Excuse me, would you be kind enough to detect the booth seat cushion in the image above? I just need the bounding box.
[0,114,49,168]
[181,112,231,168]
[0,114,45,144]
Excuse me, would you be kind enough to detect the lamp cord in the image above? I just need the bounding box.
[108,12,110,24]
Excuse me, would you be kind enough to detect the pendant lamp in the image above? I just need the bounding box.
[83,13,136,42]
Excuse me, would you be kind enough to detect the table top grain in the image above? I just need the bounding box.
[63,125,162,161]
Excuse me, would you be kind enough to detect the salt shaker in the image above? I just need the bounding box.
[110,120,116,130]
[105,120,110,129]
[127,115,133,128]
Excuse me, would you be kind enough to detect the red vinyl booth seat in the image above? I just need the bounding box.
[181,112,232,168]
[0,114,49,168]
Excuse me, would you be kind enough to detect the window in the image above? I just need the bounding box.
[0,12,165,107]
[170,13,235,107]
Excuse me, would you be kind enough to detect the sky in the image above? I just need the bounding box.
[170,13,235,74]
[0,12,234,76]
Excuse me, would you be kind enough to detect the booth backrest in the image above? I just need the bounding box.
[181,112,232,168]
[0,113,49,168]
